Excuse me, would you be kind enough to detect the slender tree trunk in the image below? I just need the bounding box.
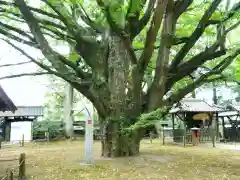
[192,90,196,98]
[212,82,217,104]
[63,83,74,138]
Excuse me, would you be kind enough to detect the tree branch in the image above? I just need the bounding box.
[1,39,68,79]
[165,47,240,107]
[0,28,38,47]
[74,3,103,33]
[14,0,80,78]
[0,11,24,23]
[0,21,36,42]
[0,0,59,19]
[40,25,74,43]
[133,37,189,51]
[166,15,240,92]
[96,0,121,30]
[96,0,138,64]
[166,0,240,77]
[164,75,212,107]
[0,8,67,32]
[211,48,240,73]
[225,20,240,34]
[129,0,155,39]
[0,4,93,69]
[41,0,97,48]
[147,0,176,110]
[42,1,78,35]
[223,1,240,22]
[138,0,168,73]
[166,10,240,94]
[0,7,74,44]
[168,46,225,84]
[0,61,32,68]
[174,0,193,19]
[0,72,50,81]
[169,0,222,70]
[126,0,146,27]
[2,40,93,107]
[165,51,223,93]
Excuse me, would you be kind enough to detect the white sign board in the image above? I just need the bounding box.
[10,122,32,143]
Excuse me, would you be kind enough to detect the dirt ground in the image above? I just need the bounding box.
[1,139,240,180]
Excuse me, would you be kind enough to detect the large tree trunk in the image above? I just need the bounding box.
[101,120,142,157]
[99,35,142,157]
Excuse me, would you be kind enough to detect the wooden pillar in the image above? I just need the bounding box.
[21,134,24,147]
[162,127,165,145]
[222,117,225,139]
[149,131,153,144]
[172,114,175,142]
[183,121,186,147]
[216,113,219,140]
[7,169,13,180]
[5,122,11,142]
[19,153,26,180]
[211,115,216,147]
[0,137,2,149]
[172,114,175,130]
[45,131,50,142]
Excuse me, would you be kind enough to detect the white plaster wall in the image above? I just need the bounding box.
[10,121,32,143]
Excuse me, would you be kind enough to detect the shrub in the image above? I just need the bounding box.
[33,121,64,140]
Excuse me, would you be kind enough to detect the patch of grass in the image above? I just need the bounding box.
[1,140,240,179]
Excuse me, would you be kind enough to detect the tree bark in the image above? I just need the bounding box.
[148,1,175,110]
[99,35,142,157]
[63,82,74,138]
[212,82,217,104]
[101,120,141,157]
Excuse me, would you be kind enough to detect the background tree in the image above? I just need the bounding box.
[43,75,65,121]
[43,75,93,121]
[1,0,240,157]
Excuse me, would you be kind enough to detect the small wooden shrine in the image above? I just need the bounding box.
[170,99,225,146]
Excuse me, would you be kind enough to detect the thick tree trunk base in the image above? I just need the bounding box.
[101,132,141,157]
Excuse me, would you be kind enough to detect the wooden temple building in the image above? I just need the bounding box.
[0,106,44,142]
[0,85,44,142]
[170,99,225,146]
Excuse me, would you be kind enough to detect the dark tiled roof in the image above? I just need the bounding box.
[0,85,17,112]
[218,111,238,117]
[0,106,43,117]
[218,104,240,117]
[228,104,240,112]
[170,99,224,113]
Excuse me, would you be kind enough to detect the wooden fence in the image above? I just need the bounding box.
[0,153,26,180]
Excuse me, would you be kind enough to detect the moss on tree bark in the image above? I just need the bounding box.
[100,120,142,157]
